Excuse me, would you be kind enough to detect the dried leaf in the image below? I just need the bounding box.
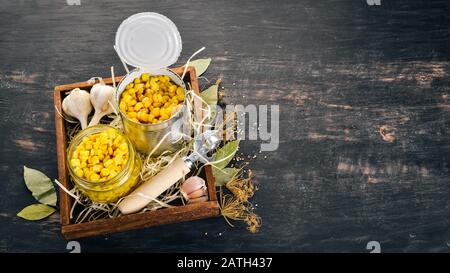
[17,204,55,221]
[189,58,211,76]
[214,167,239,187]
[212,140,240,170]
[200,84,218,122]
[23,166,57,206]
[200,84,218,106]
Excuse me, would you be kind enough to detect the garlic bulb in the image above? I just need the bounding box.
[62,88,92,129]
[88,82,115,127]
[181,176,208,203]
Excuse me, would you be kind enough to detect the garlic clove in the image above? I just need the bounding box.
[62,88,92,129]
[181,176,206,197]
[88,82,115,127]
[187,187,207,199]
[189,196,209,203]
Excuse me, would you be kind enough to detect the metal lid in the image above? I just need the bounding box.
[115,12,182,69]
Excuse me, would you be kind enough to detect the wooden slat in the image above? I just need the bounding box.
[205,166,217,202]
[54,76,124,92]
[53,89,71,225]
[62,201,219,239]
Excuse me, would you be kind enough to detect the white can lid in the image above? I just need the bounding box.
[115,12,182,69]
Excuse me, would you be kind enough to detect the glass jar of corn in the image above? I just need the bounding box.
[67,125,142,203]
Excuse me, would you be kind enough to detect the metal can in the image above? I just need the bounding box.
[115,68,190,155]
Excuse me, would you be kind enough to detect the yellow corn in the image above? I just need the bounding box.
[120,74,185,124]
[69,128,129,182]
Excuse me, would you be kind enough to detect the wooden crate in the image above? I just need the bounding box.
[54,66,220,239]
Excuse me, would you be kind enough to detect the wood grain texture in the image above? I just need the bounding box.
[62,201,220,240]
[1,0,450,252]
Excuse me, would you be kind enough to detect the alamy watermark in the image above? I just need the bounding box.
[366,241,381,253]
[66,0,81,5]
[187,104,280,152]
[66,241,81,253]
[366,0,381,6]
[221,105,279,152]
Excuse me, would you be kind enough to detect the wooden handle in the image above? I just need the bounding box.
[118,157,190,215]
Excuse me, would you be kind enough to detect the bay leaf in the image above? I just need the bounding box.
[200,84,218,106]
[17,204,55,221]
[200,84,218,123]
[212,140,240,170]
[189,58,211,76]
[213,167,240,187]
[23,166,57,206]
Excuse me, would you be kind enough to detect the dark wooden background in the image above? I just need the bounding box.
[1,0,450,252]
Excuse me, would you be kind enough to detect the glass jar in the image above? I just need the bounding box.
[67,125,142,203]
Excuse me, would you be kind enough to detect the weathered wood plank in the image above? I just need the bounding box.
[1,0,450,252]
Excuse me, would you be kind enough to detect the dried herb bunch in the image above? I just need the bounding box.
[219,169,261,233]
[226,170,256,202]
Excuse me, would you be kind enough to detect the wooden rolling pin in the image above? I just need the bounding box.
[118,156,190,214]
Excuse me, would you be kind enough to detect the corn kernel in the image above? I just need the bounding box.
[151,107,160,118]
[135,83,145,91]
[93,164,102,173]
[139,112,149,123]
[104,159,114,169]
[107,128,116,138]
[168,85,177,93]
[84,169,92,178]
[100,168,110,177]
[140,73,150,82]
[127,112,137,119]
[91,156,100,165]
[150,82,159,91]
[75,168,84,178]
[90,173,100,181]
[119,142,128,151]
[70,158,81,168]
[160,113,169,121]
[109,170,118,179]
[100,144,108,152]
[134,102,143,111]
